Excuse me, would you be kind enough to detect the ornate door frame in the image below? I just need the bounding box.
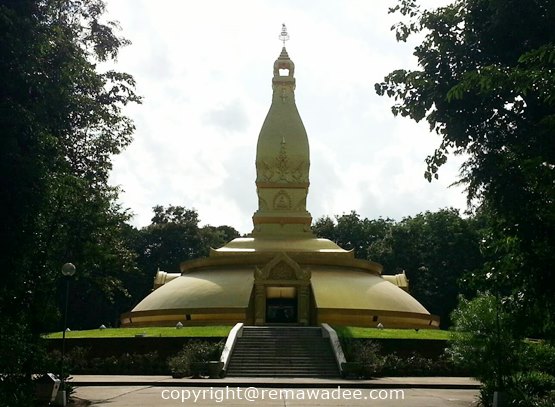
[253,252,311,325]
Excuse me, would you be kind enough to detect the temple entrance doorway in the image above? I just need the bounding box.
[265,286,297,323]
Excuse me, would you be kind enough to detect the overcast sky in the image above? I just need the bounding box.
[104,0,465,235]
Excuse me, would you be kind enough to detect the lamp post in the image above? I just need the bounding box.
[59,262,75,407]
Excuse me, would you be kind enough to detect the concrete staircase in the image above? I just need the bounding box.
[226,326,340,378]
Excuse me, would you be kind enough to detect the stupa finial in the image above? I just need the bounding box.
[279,23,289,46]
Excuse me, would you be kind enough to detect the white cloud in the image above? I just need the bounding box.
[106,0,465,234]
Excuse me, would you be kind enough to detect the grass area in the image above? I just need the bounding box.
[334,326,452,340]
[44,326,232,339]
[44,325,450,340]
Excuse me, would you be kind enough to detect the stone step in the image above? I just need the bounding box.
[226,365,339,371]
[226,326,340,378]
[231,350,332,356]
[228,364,338,370]
[225,370,339,377]
[228,364,338,369]
[235,341,323,344]
[230,351,334,356]
[241,328,321,335]
[228,353,335,362]
[225,371,339,378]
[233,341,330,346]
[230,358,335,366]
[238,342,323,344]
[233,347,329,351]
[241,332,322,337]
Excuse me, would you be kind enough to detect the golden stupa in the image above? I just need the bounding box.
[121,28,439,329]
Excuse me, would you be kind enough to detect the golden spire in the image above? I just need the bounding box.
[252,27,312,238]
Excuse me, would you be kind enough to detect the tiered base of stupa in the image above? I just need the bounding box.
[121,237,439,329]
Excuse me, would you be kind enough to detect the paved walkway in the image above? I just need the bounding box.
[72,375,480,388]
[71,376,480,406]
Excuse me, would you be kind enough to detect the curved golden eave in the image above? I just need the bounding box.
[133,269,254,312]
[180,250,383,276]
[211,237,352,255]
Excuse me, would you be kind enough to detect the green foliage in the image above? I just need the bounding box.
[134,205,204,272]
[0,318,50,405]
[133,205,239,271]
[507,371,555,406]
[521,342,555,376]
[377,0,555,337]
[313,211,394,260]
[370,208,482,327]
[47,347,168,375]
[0,0,140,403]
[318,208,483,328]
[340,339,385,378]
[168,341,224,378]
[340,338,464,377]
[478,370,555,407]
[124,206,240,305]
[449,294,523,389]
[450,294,555,406]
[199,225,242,257]
[381,352,467,377]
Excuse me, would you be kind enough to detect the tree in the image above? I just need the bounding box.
[136,205,204,273]
[199,225,241,257]
[376,0,555,336]
[313,211,394,260]
[369,209,483,327]
[128,205,240,309]
[449,294,524,404]
[0,0,140,403]
[450,293,555,406]
[314,209,482,327]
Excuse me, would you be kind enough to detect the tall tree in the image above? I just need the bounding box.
[376,0,555,335]
[314,209,482,327]
[136,205,204,273]
[313,211,394,260]
[127,205,240,309]
[199,225,242,257]
[0,0,140,403]
[369,209,483,327]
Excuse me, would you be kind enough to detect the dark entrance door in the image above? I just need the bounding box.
[266,298,297,323]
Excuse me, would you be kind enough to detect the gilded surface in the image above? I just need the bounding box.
[253,45,311,237]
[254,252,311,282]
[257,157,308,183]
[273,190,291,210]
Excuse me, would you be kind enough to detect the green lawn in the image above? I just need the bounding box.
[44,325,451,340]
[44,326,232,339]
[334,326,452,340]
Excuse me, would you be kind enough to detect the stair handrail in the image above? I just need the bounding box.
[220,322,244,374]
[321,323,346,376]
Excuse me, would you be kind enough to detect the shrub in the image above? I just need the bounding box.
[97,352,167,375]
[449,294,555,406]
[507,371,555,406]
[382,352,431,376]
[449,294,524,389]
[521,341,555,376]
[380,351,467,377]
[340,339,385,378]
[46,347,168,375]
[167,340,224,378]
